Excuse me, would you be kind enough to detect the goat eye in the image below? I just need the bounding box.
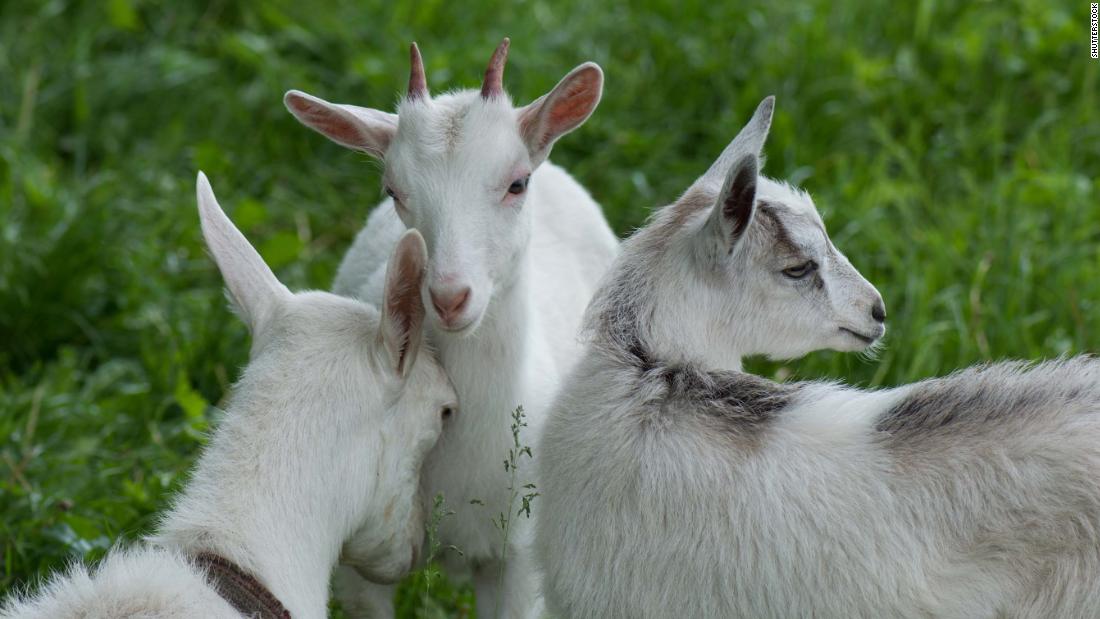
[384,186,397,199]
[782,261,817,279]
[441,405,455,420]
[507,176,530,195]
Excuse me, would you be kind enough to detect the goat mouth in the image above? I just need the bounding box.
[436,317,477,335]
[839,327,877,344]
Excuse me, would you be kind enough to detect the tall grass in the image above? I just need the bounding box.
[1,0,1097,614]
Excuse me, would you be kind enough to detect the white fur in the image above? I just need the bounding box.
[2,174,456,619]
[285,42,618,618]
[537,98,1100,617]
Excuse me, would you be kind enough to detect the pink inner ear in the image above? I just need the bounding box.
[385,239,426,375]
[289,97,364,148]
[548,78,600,128]
[526,70,601,151]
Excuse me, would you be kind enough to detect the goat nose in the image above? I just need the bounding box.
[429,286,471,320]
[871,301,887,323]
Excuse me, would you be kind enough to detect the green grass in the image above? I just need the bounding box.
[0,0,1097,614]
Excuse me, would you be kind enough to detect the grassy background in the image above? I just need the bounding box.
[1,0,1097,615]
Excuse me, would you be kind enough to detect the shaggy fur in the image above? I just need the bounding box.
[285,41,618,618]
[536,98,1100,618]
[2,175,456,619]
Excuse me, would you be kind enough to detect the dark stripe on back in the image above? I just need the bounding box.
[875,359,1099,444]
[876,382,1002,438]
[656,363,795,431]
[622,342,796,436]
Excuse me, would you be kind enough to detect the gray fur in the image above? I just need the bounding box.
[756,201,813,256]
[877,357,1100,443]
[629,352,797,438]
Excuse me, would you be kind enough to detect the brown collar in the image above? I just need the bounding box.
[193,552,292,618]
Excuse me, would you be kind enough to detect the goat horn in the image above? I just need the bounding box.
[408,42,428,100]
[480,38,510,99]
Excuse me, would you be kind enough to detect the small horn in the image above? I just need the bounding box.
[480,37,510,99]
[408,42,428,100]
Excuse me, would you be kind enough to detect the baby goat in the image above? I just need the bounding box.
[536,97,1100,618]
[1,174,456,619]
[286,40,618,618]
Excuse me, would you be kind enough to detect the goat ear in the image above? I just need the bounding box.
[517,62,603,166]
[284,90,398,159]
[379,229,428,378]
[689,96,774,195]
[196,172,289,331]
[702,154,758,252]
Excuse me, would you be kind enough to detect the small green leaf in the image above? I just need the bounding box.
[173,373,207,421]
[106,0,140,31]
[259,232,303,270]
[233,199,268,230]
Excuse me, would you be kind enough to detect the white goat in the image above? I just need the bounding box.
[285,39,618,618]
[1,174,457,619]
[537,97,1100,618]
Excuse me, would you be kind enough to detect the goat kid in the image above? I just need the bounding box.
[537,97,1100,618]
[286,40,618,618]
[1,174,456,619]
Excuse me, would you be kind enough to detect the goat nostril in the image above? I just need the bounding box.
[429,287,471,319]
[871,302,886,323]
[452,288,470,313]
[429,291,447,317]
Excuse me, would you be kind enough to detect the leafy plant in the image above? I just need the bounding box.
[489,406,539,617]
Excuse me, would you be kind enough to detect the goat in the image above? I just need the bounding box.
[1,174,457,619]
[285,39,618,618]
[536,97,1100,618]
